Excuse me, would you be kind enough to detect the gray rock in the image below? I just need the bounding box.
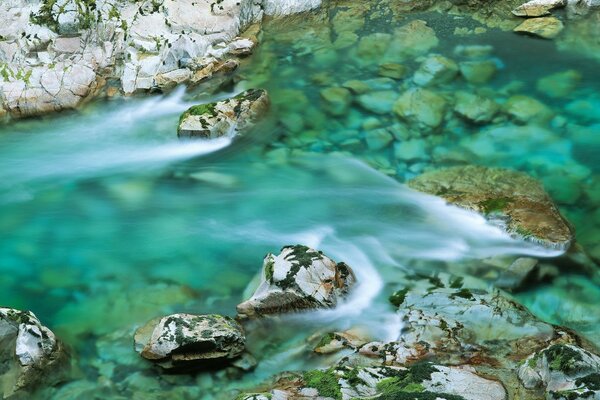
[512,0,567,17]
[236,245,356,319]
[134,313,246,370]
[0,308,69,397]
[177,89,270,139]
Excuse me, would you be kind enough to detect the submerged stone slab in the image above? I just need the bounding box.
[236,245,356,319]
[0,308,69,397]
[408,165,574,250]
[134,313,245,370]
[177,89,270,139]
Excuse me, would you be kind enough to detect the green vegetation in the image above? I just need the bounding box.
[30,0,98,32]
[544,345,584,374]
[302,369,342,400]
[264,258,275,282]
[0,63,32,84]
[315,332,336,349]
[479,197,511,214]
[389,288,409,307]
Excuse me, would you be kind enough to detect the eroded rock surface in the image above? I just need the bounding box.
[236,245,356,319]
[0,308,69,397]
[408,165,574,250]
[177,89,270,139]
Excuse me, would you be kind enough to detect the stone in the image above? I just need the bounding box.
[512,0,567,17]
[519,344,600,399]
[454,91,499,123]
[320,87,352,116]
[356,91,398,115]
[312,330,369,354]
[378,63,408,79]
[177,89,269,139]
[536,69,581,98]
[505,94,554,124]
[393,88,447,129]
[134,313,245,370]
[385,20,439,62]
[454,44,494,59]
[364,128,393,150]
[0,308,69,397]
[459,60,498,84]
[236,245,356,319]
[263,0,322,16]
[356,33,392,64]
[514,16,565,39]
[413,54,459,86]
[408,165,574,250]
[394,139,429,162]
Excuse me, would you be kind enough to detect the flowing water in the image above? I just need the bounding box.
[1,4,600,399]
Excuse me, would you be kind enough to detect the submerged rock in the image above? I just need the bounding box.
[514,16,565,39]
[408,165,574,250]
[393,88,447,129]
[512,0,567,17]
[134,313,246,370]
[413,54,459,87]
[0,308,69,397]
[236,245,356,319]
[177,89,269,139]
[536,69,581,98]
[459,60,498,84]
[454,91,499,123]
[505,94,554,124]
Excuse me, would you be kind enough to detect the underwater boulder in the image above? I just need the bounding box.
[413,54,459,87]
[177,89,270,139]
[408,165,574,251]
[0,308,69,397]
[236,245,356,319]
[134,313,246,370]
[393,88,448,129]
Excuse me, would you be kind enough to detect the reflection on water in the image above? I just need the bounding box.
[1,3,600,399]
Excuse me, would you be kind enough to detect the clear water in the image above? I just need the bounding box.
[0,4,599,399]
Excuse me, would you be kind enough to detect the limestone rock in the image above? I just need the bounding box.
[236,245,356,319]
[514,16,565,39]
[513,0,567,17]
[536,69,581,98]
[413,54,459,86]
[0,308,69,397]
[454,91,499,123]
[134,313,245,370]
[177,89,269,139]
[393,88,447,129]
[505,94,554,124]
[385,20,439,62]
[263,0,322,16]
[408,165,574,250]
[378,63,408,80]
[459,60,498,84]
[356,91,398,115]
[320,87,352,116]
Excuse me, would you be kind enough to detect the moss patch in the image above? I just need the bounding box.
[479,197,511,214]
[302,369,342,400]
[389,288,409,308]
[544,345,584,374]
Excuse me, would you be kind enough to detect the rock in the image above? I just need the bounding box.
[134,313,245,370]
[505,94,554,124]
[409,166,574,250]
[454,91,499,123]
[364,128,394,151]
[356,91,398,115]
[394,139,429,162]
[385,20,439,62]
[263,0,322,16]
[512,0,567,17]
[536,69,581,98]
[320,87,352,116]
[519,344,600,399]
[459,60,498,84]
[378,63,408,79]
[413,54,459,86]
[393,88,447,129]
[312,330,369,354]
[0,308,69,397]
[356,33,392,64]
[177,89,269,139]
[454,44,494,59]
[514,16,565,39]
[236,245,356,319]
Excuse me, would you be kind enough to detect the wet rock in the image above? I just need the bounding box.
[514,16,565,39]
[393,88,448,129]
[519,344,600,399]
[356,33,392,64]
[454,91,499,123]
[394,139,429,162]
[454,44,495,59]
[408,165,574,250]
[356,91,398,115]
[505,94,554,124]
[312,330,369,354]
[536,69,581,98]
[134,313,245,370]
[459,60,498,84]
[320,87,352,116]
[513,0,567,17]
[364,129,394,151]
[378,63,408,80]
[263,0,322,16]
[0,308,69,397]
[236,245,356,319]
[413,54,459,86]
[177,89,269,139]
[385,20,439,62]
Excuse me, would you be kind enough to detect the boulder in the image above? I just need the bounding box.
[454,91,499,123]
[134,313,246,370]
[413,54,459,87]
[320,87,352,116]
[408,165,574,250]
[536,69,581,98]
[0,308,69,397]
[514,16,565,39]
[236,245,356,319]
[512,0,567,17]
[459,60,498,84]
[356,91,398,115]
[177,89,269,139]
[504,94,554,124]
[393,88,447,129]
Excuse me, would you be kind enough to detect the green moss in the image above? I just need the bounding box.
[277,245,324,290]
[302,369,342,400]
[375,364,466,400]
[449,276,464,289]
[179,103,218,125]
[315,332,336,349]
[544,345,584,374]
[389,288,409,308]
[30,0,98,32]
[264,258,275,282]
[575,373,600,390]
[479,197,511,214]
[450,288,474,301]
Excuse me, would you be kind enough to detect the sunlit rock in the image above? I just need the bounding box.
[408,165,574,250]
[519,344,600,399]
[236,245,356,319]
[512,0,567,17]
[413,54,459,87]
[134,313,246,370]
[454,91,499,123]
[177,89,270,139]
[0,308,69,397]
[514,16,565,39]
[393,88,448,129]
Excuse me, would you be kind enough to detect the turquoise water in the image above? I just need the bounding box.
[1,5,600,399]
